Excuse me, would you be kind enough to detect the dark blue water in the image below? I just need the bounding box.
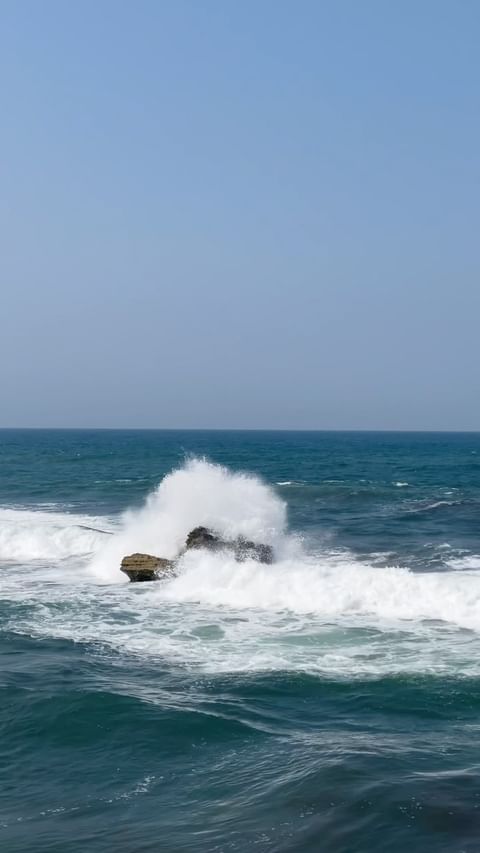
[1,430,480,852]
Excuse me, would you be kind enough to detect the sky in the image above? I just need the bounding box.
[1,0,479,430]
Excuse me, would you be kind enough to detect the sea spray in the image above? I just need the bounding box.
[89,458,288,582]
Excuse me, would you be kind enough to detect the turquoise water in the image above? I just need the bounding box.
[1,429,480,852]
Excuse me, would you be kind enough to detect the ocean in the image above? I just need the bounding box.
[1,429,480,852]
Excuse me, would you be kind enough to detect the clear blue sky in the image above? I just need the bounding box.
[1,1,479,429]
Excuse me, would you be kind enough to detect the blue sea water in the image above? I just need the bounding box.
[1,429,480,852]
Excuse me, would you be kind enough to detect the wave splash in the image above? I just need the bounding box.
[89,458,289,582]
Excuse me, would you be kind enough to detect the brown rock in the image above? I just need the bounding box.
[120,553,175,582]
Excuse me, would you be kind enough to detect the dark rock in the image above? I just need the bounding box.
[234,537,274,564]
[184,526,273,564]
[185,526,223,551]
[120,553,175,582]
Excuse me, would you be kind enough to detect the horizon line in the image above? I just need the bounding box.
[0,427,479,434]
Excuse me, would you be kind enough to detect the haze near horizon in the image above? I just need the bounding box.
[1,1,479,430]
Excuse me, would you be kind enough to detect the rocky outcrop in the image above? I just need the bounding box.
[121,527,274,581]
[120,553,175,583]
[234,538,274,564]
[184,526,274,564]
[185,526,221,551]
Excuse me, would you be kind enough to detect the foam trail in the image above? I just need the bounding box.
[89,458,288,582]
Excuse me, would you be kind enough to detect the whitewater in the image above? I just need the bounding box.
[2,458,480,677]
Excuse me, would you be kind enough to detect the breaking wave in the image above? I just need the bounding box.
[89,458,290,582]
[3,459,480,675]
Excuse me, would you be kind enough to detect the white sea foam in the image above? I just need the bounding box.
[160,550,480,632]
[3,459,480,676]
[0,508,113,562]
[446,555,480,571]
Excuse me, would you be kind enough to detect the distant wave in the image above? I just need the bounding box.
[401,499,467,515]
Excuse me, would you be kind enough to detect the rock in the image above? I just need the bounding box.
[120,553,175,583]
[185,526,223,551]
[234,537,274,564]
[184,526,273,564]
[121,528,274,581]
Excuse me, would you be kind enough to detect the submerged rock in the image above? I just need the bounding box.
[184,526,273,564]
[120,553,175,583]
